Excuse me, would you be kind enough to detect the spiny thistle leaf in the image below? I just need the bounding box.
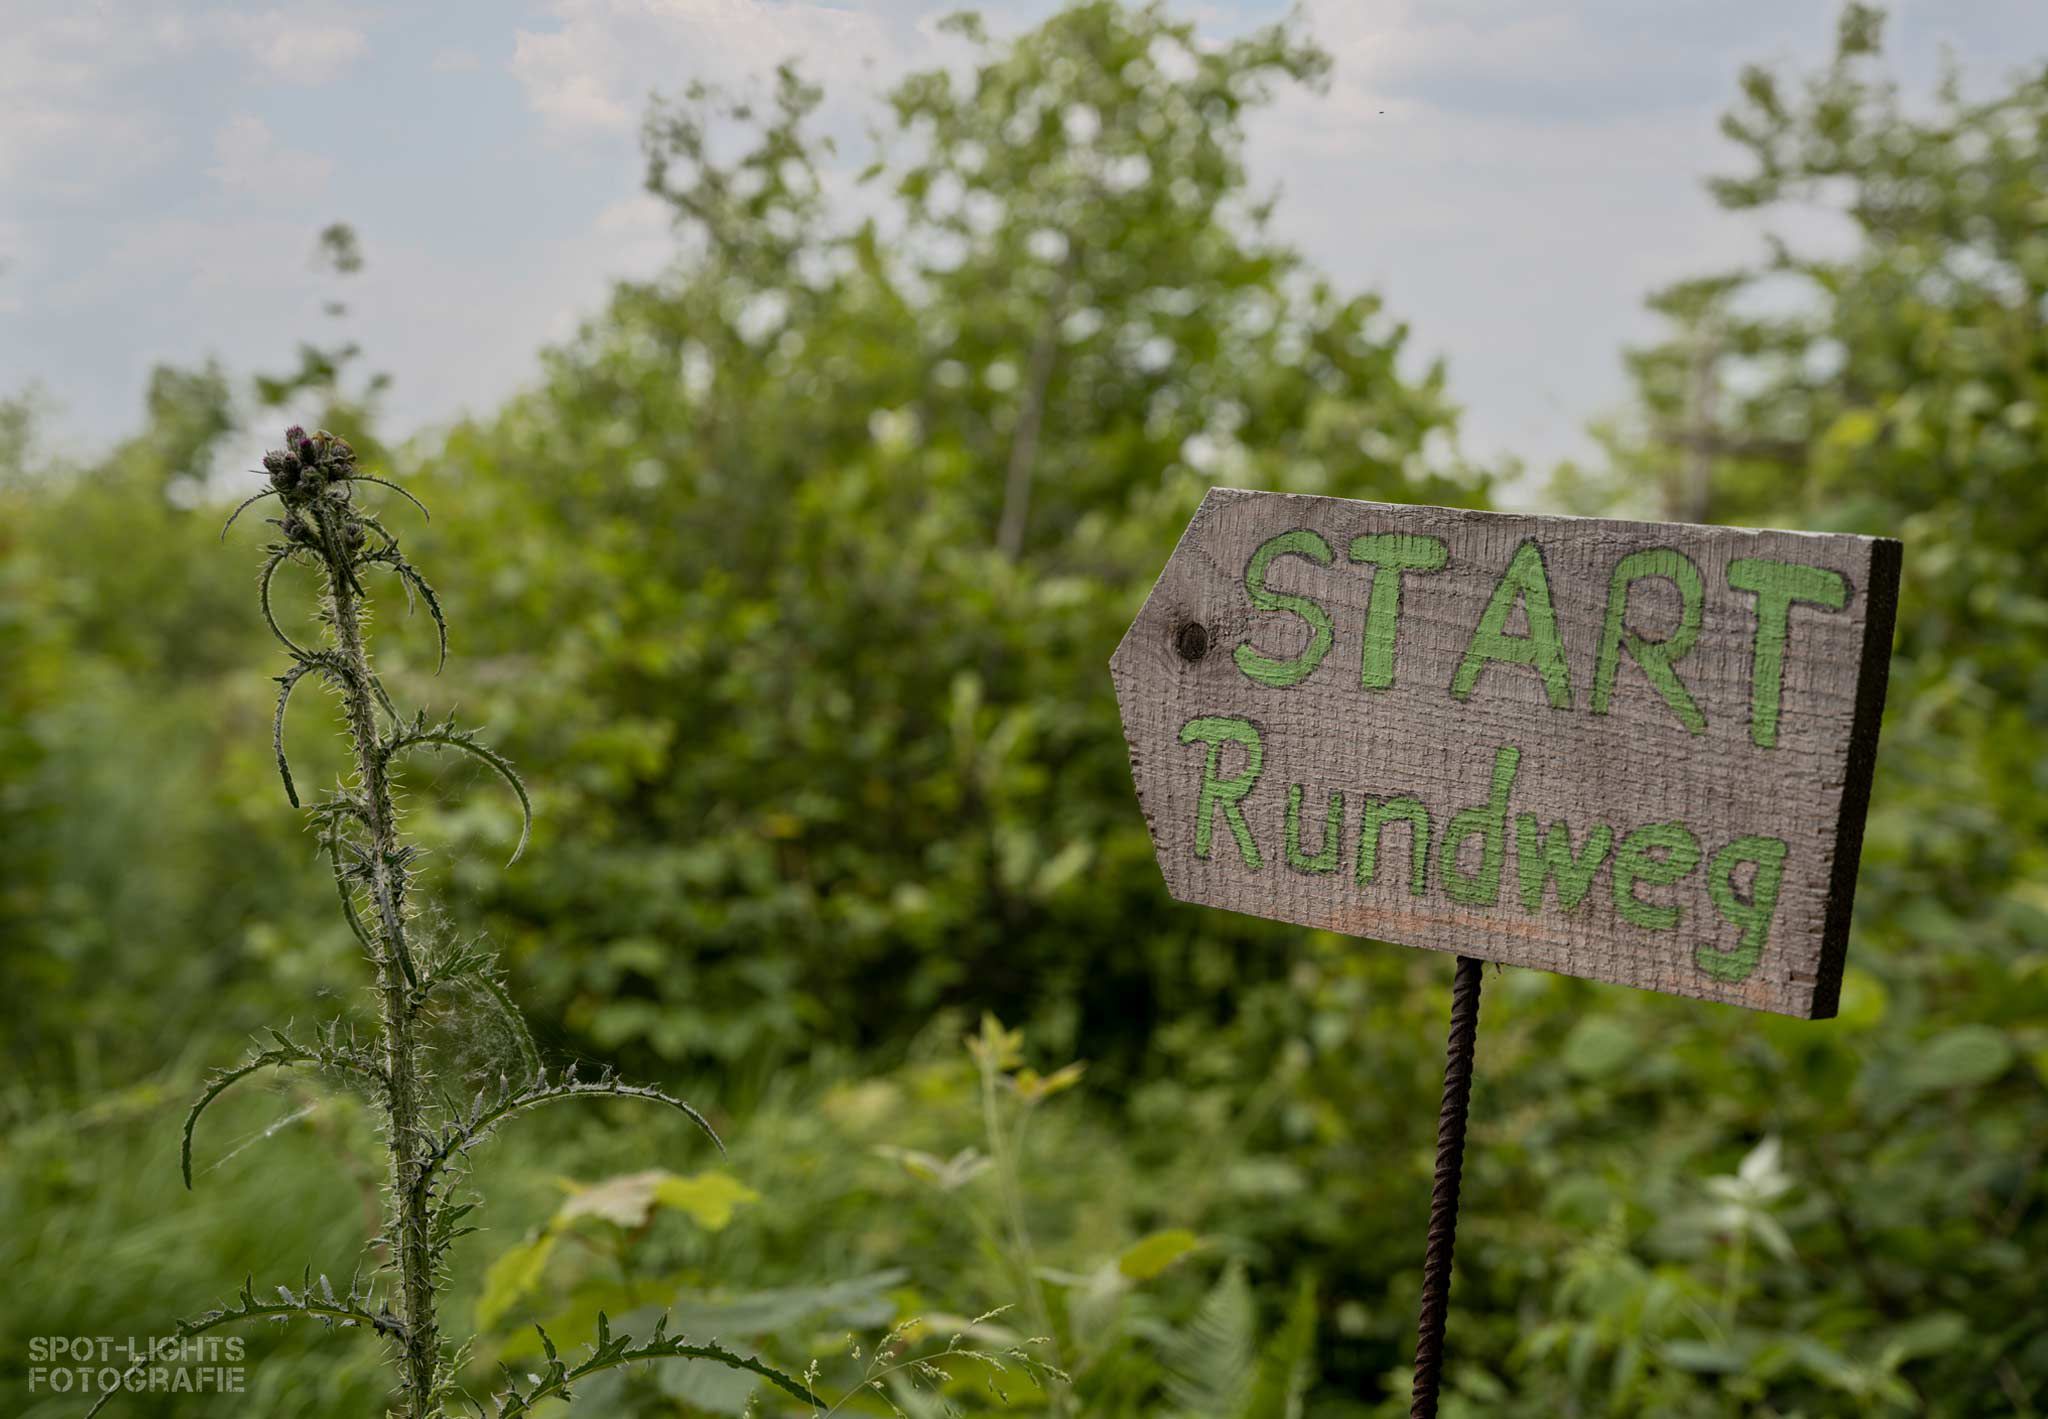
[414,941,543,1079]
[258,547,312,657]
[219,485,279,541]
[381,716,533,865]
[83,1274,403,1416]
[423,1072,723,1185]
[347,472,432,522]
[427,1200,483,1271]
[480,1317,822,1417]
[395,559,449,672]
[363,547,449,673]
[271,652,371,807]
[182,1035,386,1188]
[329,832,424,990]
[413,939,497,997]
[310,499,369,599]
[320,828,384,954]
[270,663,318,808]
[470,972,543,1080]
[351,513,448,672]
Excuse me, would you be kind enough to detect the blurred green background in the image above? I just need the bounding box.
[4,3,2045,1415]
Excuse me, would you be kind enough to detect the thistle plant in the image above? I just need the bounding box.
[94,427,817,1417]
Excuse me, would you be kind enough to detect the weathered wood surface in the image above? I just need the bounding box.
[1110,488,1900,1018]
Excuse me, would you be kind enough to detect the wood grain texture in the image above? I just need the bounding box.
[1110,489,1901,1018]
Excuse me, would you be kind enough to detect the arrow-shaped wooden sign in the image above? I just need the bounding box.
[1111,488,1901,1019]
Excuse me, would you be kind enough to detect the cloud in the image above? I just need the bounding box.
[11,0,2048,487]
[1212,0,1833,471]
[0,6,189,188]
[206,114,333,191]
[509,0,897,138]
[215,8,369,80]
[94,214,312,296]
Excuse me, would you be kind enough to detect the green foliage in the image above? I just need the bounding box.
[412,0,1470,1080]
[1515,7,2048,1411]
[6,3,2046,1417]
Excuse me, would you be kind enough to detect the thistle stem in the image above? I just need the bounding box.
[316,499,440,1416]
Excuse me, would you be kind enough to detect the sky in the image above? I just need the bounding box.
[6,0,2048,479]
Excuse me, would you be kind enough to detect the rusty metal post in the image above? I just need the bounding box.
[1409,955,1484,1418]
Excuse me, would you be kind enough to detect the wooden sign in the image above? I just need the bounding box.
[1111,489,1900,1018]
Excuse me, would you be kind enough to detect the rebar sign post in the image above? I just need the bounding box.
[1408,956,1483,1419]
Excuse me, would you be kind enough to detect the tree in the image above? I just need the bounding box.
[1529,7,2048,1410]
[421,1,1480,1075]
